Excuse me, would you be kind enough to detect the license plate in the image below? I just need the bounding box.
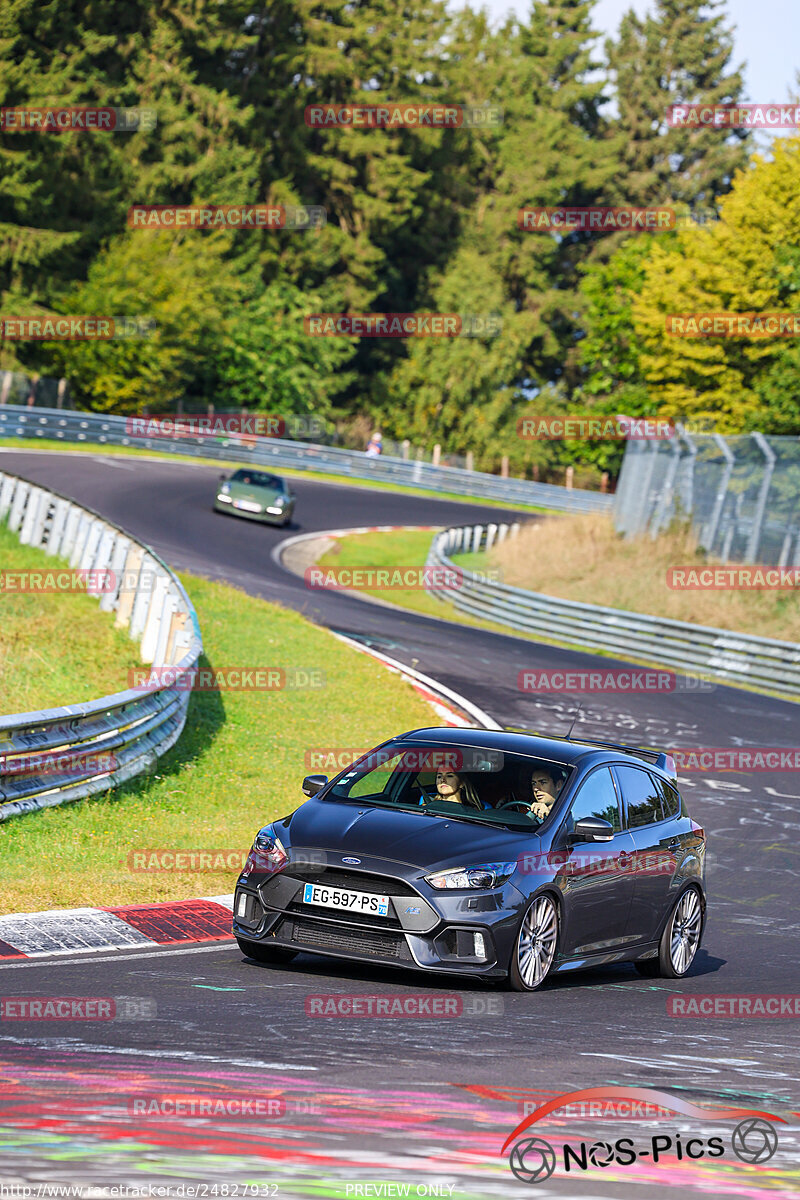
[234,499,261,512]
[302,882,389,917]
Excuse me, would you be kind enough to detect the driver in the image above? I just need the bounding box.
[430,767,483,810]
[529,764,564,819]
[496,763,564,819]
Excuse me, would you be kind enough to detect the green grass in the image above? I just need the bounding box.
[0,522,142,713]
[315,528,524,638]
[0,569,436,913]
[0,436,551,514]
[312,528,800,700]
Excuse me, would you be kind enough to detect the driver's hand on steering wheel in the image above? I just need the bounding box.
[530,800,550,819]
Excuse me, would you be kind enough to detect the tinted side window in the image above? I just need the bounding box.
[615,765,664,828]
[568,767,621,833]
[655,777,681,819]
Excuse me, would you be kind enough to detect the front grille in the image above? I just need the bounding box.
[279,916,410,960]
[285,867,419,897]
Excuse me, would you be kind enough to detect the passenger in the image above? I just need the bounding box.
[431,767,483,810]
[529,764,564,819]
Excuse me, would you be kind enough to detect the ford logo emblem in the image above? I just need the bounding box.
[342,856,361,865]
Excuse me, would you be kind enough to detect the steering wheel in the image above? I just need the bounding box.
[496,798,534,813]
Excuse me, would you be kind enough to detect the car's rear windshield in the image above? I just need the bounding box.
[326,741,572,830]
[231,469,283,489]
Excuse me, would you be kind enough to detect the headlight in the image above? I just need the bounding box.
[425,861,516,890]
[220,483,230,494]
[242,827,288,877]
[216,494,232,503]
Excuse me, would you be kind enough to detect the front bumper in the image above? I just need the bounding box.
[214,499,293,525]
[233,857,524,979]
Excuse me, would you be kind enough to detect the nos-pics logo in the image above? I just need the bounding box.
[502,1087,784,1184]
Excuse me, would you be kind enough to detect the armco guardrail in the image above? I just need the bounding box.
[426,524,800,699]
[0,405,612,515]
[0,472,202,820]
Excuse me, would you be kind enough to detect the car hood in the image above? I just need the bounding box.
[224,481,283,503]
[280,798,538,872]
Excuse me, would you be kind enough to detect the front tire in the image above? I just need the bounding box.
[508,893,559,992]
[236,936,298,965]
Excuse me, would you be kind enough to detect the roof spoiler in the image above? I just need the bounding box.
[521,731,678,780]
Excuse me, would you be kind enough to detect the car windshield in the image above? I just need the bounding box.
[231,469,282,490]
[326,741,572,830]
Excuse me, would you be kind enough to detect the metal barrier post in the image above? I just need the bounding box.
[746,432,777,564]
[701,434,735,552]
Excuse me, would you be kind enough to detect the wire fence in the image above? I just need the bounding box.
[614,431,800,567]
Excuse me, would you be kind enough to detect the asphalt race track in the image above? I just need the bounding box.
[1,449,798,1198]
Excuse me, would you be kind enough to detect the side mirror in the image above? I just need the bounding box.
[572,816,614,843]
[302,774,328,798]
[219,473,228,482]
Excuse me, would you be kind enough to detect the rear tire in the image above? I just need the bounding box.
[637,887,703,979]
[507,894,559,992]
[236,936,298,965]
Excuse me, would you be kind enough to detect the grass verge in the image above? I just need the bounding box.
[0,522,141,713]
[0,570,436,913]
[489,514,799,643]
[0,437,551,514]
[313,521,800,647]
[314,527,522,639]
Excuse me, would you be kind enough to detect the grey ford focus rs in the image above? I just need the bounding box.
[233,727,706,990]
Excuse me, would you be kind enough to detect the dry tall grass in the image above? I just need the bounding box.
[490,514,799,643]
